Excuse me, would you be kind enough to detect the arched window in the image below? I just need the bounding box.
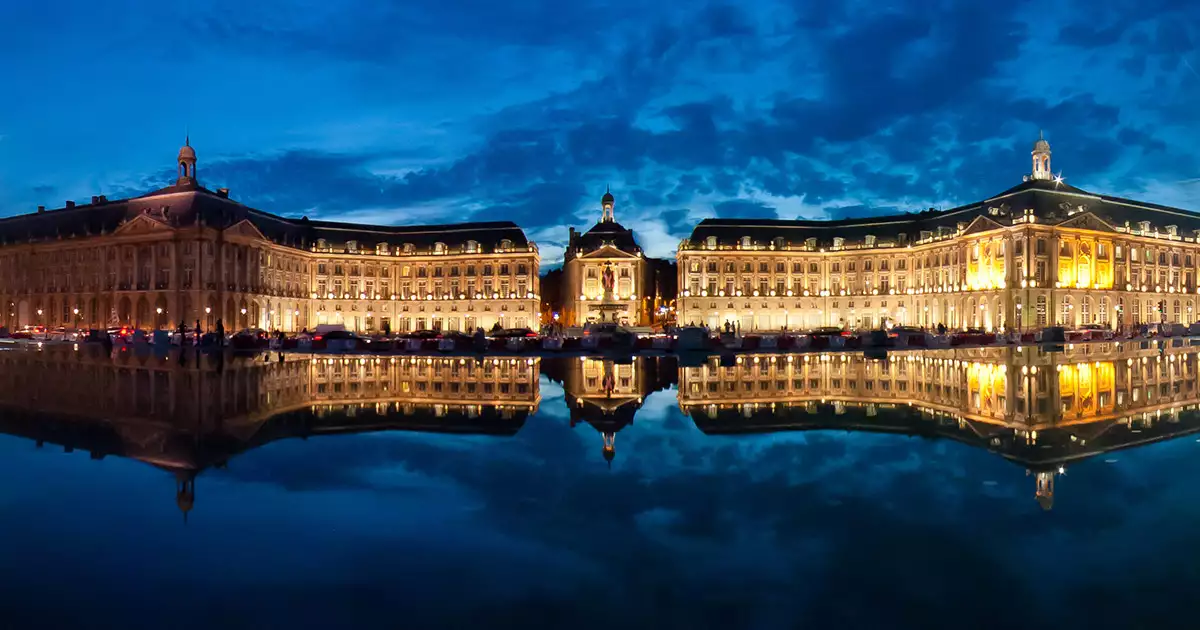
[1081,298,1091,324]
[499,239,513,251]
[1099,297,1109,325]
[1036,295,1047,327]
[1174,299,1182,323]
[705,236,717,250]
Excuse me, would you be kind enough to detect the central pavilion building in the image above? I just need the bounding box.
[677,133,1200,332]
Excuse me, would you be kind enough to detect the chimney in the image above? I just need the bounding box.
[98,195,107,203]
[65,201,75,209]
[91,196,99,204]
[37,205,45,213]
[217,188,230,198]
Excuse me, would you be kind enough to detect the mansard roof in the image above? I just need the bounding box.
[0,181,531,254]
[688,178,1200,249]
[571,219,641,253]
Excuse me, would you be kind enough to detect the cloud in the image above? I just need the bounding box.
[3,0,1199,264]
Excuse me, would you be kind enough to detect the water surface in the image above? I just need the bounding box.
[0,343,1197,629]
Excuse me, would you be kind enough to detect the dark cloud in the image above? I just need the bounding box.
[10,0,1196,263]
[712,199,774,218]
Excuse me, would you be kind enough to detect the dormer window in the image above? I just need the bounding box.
[833,237,845,249]
[375,242,389,255]
[316,238,328,250]
[434,242,446,254]
[499,239,513,251]
[346,240,358,252]
[772,237,785,250]
[1167,225,1178,237]
[864,235,876,248]
[466,240,479,253]
[805,237,817,251]
[740,236,752,249]
[1139,221,1151,233]
[403,243,415,254]
[705,236,717,250]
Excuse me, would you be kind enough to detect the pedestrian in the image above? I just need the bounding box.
[216,318,225,346]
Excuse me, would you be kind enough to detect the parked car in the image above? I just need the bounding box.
[1160,323,1187,337]
[675,326,712,351]
[807,326,850,350]
[491,328,538,339]
[1035,326,1067,343]
[230,328,269,350]
[1076,324,1115,341]
[890,326,930,347]
[323,329,363,352]
[951,328,996,346]
[83,329,112,343]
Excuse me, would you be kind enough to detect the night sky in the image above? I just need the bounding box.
[1,0,1199,266]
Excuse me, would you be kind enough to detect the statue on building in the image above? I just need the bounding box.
[602,263,616,300]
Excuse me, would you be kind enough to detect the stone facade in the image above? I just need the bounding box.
[0,142,540,333]
[561,189,654,326]
[676,136,1200,333]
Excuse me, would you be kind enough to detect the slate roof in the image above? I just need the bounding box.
[570,219,642,252]
[1,180,532,254]
[687,177,1200,248]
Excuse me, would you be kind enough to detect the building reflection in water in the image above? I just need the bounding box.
[0,347,540,519]
[3,342,1200,515]
[544,356,675,466]
[678,341,1200,509]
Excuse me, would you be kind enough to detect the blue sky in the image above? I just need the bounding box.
[1,0,1199,266]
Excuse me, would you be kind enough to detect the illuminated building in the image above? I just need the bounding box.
[0,347,539,516]
[561,189,657,326]
[0,141,540,333]
[676,133,1200,332]
[677,343,1200,509]
[548,355,674,465]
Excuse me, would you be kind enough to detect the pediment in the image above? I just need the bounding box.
[959,214,1006,237]
[223,219,269,241]
[1055,211,1118,233]
[579,245,640,259]
[113,213,173,236]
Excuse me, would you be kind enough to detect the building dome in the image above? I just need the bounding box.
[1032,131,1050,153]
[601,188,615,206]
[178,144,196,161]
